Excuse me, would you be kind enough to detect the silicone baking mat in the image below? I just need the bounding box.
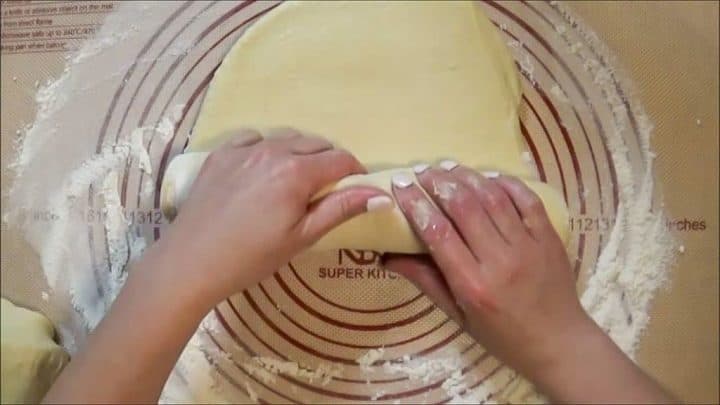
[1,1,717,403]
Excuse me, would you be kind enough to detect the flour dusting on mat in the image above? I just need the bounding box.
[549,1,676,358]
[246,356,343,386]
[383,353,460,384]
[357,347,386,373]
[5,3,167,334]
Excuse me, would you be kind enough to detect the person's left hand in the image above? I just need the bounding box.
[149,128,391,307]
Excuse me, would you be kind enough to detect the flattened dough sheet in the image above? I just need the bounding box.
[186,1,569,252]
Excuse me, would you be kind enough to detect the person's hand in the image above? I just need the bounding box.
[153,128,390,307]
[384,163,590,381]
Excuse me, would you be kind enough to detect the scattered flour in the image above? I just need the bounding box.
[518,52,536,86]
[36,146,119,276]
[127,102,185,173]
[550,84,571,103]
[442,370,467,401]
[370,390,386,401]
[506,39,521,49]
[243,361,279,385]
[434,180,458,201]
[383,354,460,384]
[503,33,534,86]
[130,128,152,174]
[153,105,184,144]
[244,381,258,403]
[140,178,156,200]
[410,199,433,231]
[101,171,131,298]
[549,1,676,358]
[244,356,342,386]
[378,352,528,403]
[4,2,171,333]
[27,142,148,330]
[569,42,583,54]
[356,347,386,373]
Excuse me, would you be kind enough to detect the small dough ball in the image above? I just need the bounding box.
[1,298,68,404]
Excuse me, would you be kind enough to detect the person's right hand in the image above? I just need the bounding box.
[383,163,591,382]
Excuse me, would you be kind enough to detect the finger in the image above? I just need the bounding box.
[202,128,263,151]
[391,173,487,303]
[208,129,262,170]
[296,186,391,243]
[264,127,303,140]
[226,128,263,148]
[263,128,334,154]
[383,254,464,325]
[451,166,531,244]
[494,176,558,241]
[289,136,334,155]
[300,148,367,193]
[414,166,507,260]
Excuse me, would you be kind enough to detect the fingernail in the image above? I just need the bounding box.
[413,163,430,174]
[391,173,414,188]
[439,160,458,171]
[366,196,394,212]
[482,171,500,179]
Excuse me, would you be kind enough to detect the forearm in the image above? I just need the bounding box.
[44,242,214,403]
[532,319,673,404]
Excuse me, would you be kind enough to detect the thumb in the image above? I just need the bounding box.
[383,254,465,325]
[296,186,392,244]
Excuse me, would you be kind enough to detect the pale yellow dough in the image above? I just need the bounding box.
[1,298,68,404]
[188,1,569,252]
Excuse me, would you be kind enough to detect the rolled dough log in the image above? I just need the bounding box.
[312,169,569,252]
[161,155,568,251]
[183,1,569,252]
[1,298,68,404]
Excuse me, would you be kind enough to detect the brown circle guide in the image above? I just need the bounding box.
[86,1,640,402]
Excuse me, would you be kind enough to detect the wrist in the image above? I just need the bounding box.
[527,314,618,399]
[151,220,263,305]
[524,313,673,404]
[522,313,603,384]
[128,238,220,316]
